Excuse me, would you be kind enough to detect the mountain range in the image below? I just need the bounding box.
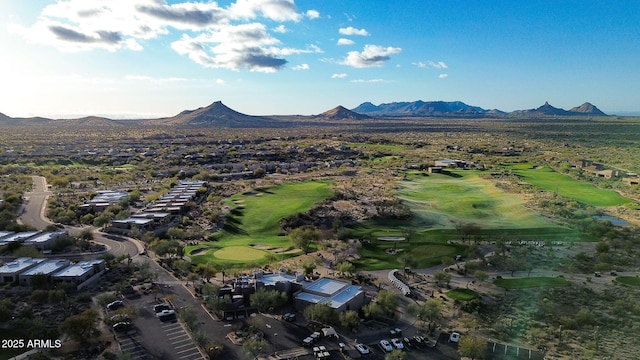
[0,100,609,127]
[351,100,606,117]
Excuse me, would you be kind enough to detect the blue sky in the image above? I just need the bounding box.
[1,0,639,118]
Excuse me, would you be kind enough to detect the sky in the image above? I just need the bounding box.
[1,0,639,118]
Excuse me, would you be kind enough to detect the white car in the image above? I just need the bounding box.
[391,338,404,350]
[156,309,176,318]
[449,332,461,343]
[355,343,370,354]
[379,339,393,352]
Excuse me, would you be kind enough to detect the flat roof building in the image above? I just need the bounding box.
[23,231,68,250]
[52,259,106,289]
[0,257,46,284]
[19,259,71,286]
[294,278,365,313]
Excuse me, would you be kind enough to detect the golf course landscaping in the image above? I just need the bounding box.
[186,181,333,266]
[506,163,632,207]
[493,276,570,289]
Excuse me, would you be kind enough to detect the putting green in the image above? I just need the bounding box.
[213,246,266,261]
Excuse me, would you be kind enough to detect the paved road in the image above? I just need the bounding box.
[18,175,53,229]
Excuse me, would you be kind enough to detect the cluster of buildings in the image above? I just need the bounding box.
[79,190,129,212]
[571,159,640,185]
[219,270,365,319]
[107,180,206,235]
[0,257,106,290]
[0,231,68,251]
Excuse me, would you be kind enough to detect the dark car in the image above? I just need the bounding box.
[113,322,132,332]
[282,313,296,322]
[107,300,124,310]
[154,303,171,313]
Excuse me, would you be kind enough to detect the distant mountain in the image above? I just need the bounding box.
[52,116,125,127]
[314,106,370,120]
[151,101,278,127]
[514,101,608,116]
[569,102,607,116]
[352,100,489,116]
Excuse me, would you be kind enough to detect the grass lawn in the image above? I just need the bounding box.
[507,163,631,207]
[350,170,583,270]
[446,288,478,300]
[398,171,565,228]
[615,277,640,286]
[494,276,570,289]
[186,181,332,266]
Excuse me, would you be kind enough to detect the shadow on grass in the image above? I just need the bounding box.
[223,222,248,235]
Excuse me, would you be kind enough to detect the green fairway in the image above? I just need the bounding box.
[398,171,569,229]
[446,288,478,300]
[187,181,332,266]
[351,240,464,270]
[494,276,570,289]
[615,277,640,286]
[507,163,631,207]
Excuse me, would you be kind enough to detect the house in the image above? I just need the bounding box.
[0,231,39,247]
[434,159,470,169]
[0,257,46,284]
[52,259,106,290]
[23,231,68,250]
[294,278,365,313]
[19,259,71,286]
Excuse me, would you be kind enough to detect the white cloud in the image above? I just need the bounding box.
[337,38,354,46]
[331,73,348,78]
[439,73,449,78]
[9,0,312,72]
[414,61,448,69]
[306,10,320,19]
[273,24,288,33]
[171,23,288,73]
[350,79,387,83]
[341,44,401,68]
[215,78,225,84]
[293,63,309,70]
[339,26,369,36]
[229,0,302,22]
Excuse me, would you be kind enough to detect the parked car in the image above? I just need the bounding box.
[107,300,124,310]
[379,339,393,352]
[391,338,404,350]
[282,313,296,322]
[449,332,461,343]
[390,328,402,337]
[355,343,370,355]
[156,309,176,318]
[112,321,131,332]
[413,335,425,347]
[402,337,412,347]
[153,303,171,313]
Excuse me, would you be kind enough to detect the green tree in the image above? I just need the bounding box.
[362,302,383,320]
[58,308,100,344]
[289,226,320,254]
[303,302,338,325]
[458,334,487,360]
[302,260,317,277]
[385,349,407,360]
[250,288,287,312]
[336,261,355,277]
[434,271,452,287]
[377,290,399,317]
[242,338,268,358]
[339,310,359,332]
[474,270,489,283]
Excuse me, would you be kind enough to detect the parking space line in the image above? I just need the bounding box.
[174,341,195,349]
[177,347,199,355]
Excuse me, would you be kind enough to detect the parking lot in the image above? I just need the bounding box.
[109,295,204,360]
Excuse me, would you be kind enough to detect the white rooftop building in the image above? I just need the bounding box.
[19,259,71,286]
[0,257,46,284]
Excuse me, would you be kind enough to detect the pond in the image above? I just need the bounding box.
[593,215,629,226]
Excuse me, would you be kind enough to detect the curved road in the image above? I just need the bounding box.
[19,176,139,258]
